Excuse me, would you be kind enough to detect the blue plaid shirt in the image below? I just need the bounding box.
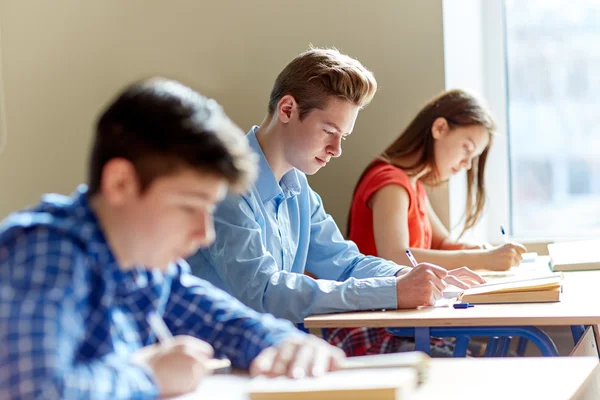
[0,186,301,399]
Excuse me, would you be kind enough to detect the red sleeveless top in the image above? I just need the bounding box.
[348,163,432,255]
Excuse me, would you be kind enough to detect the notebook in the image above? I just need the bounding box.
[340,351,430,384]
[521,252,539,263]
[248,368,418,400]
[248,352,429,400]
[548,239,600,272]
[476,252,543,280]
[458,273,563,304]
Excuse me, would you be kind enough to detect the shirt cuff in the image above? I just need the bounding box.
[394,266,412,277]
[128,358,161,397]
[356,277,398,310]
[371,260,405,278]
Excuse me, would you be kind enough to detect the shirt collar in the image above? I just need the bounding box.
[247,126,301,203]
[69,185,136,288]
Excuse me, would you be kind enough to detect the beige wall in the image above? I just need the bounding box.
[0,0,447,231]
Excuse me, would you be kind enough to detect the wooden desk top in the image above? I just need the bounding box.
[304,270,600,329]
[177,357,599,400]
[412,357,598,399]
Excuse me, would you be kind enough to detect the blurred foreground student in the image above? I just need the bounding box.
[0,78,345,399]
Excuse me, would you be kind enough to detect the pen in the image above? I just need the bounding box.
[147,312,231,371]
[406,249,462,288]
[405,249,419,267]
[147,311,174,344]
[500,225,508,244]
[453,303,474,309]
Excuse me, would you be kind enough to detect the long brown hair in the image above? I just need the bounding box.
[349,89,496,237]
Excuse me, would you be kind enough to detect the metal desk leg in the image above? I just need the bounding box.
[571,325,586,345]
[387,326,559,357]
[453,336,470,357]
[497,337,512,356]
[485,337,499,357]
[430,326,559,357]
[414,327,431,355]
[516,337,528,356]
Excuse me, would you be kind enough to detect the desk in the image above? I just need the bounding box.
[305,268,600,356]
[177,357,600,400]
[306,271,600,328]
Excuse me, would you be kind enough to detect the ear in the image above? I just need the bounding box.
[276,95,298,124]
[431,117,450,140]
[100,158,141,206]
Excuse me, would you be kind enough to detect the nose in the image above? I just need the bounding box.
[326,135,343,158]
[193,209,215,248]
[461,157,473,171]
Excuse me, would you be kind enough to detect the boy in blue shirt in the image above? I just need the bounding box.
[0,78,344,399]
[189,48,483,354]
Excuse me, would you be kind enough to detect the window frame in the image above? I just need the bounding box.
[443,0,597,246]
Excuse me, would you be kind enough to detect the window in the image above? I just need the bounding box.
[505,0,600,238]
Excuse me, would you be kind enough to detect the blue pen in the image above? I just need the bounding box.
[500,225,508,244]
[453,303,474,309]
[405,249,419,267]
[406,249,451,287]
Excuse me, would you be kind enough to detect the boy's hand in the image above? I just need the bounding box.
[447,266,486,287]
[395,263,448,307]
[250,335,345,379]
[132,335,215,397]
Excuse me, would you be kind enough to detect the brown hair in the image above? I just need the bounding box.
[267,47,377,119]
[88,78,257,195]
[350,89,496,237]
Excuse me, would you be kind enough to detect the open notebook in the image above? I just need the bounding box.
[457,273,563,304]
[548,239,600,272]
[476,252,543,279]
[248,352,429,400]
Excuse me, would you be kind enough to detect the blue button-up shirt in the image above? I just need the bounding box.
[0,186,299,399]
[189,126,403,323]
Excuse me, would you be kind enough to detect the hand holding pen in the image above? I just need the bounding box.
[405,249,484,287]
[130,312,230,397]
[147,312,230,370]
[392,249,450,307]
[475,226,527,271]
[394,249,485,307]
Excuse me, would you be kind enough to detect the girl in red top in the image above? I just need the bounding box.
[326,89,527,356]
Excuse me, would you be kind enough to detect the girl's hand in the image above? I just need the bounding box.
[481,242,528,271]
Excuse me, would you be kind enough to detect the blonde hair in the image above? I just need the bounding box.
[268,47,377,119]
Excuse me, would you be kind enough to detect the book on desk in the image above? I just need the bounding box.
[248,352,429,400]
[457,273,563,304]
[548,239,600,272]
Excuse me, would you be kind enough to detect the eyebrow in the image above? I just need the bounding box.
[467,138,487,157]
[325,122,351,136]
[175,190,215,202]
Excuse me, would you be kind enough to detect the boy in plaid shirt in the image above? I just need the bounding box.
[0,78,344,399]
